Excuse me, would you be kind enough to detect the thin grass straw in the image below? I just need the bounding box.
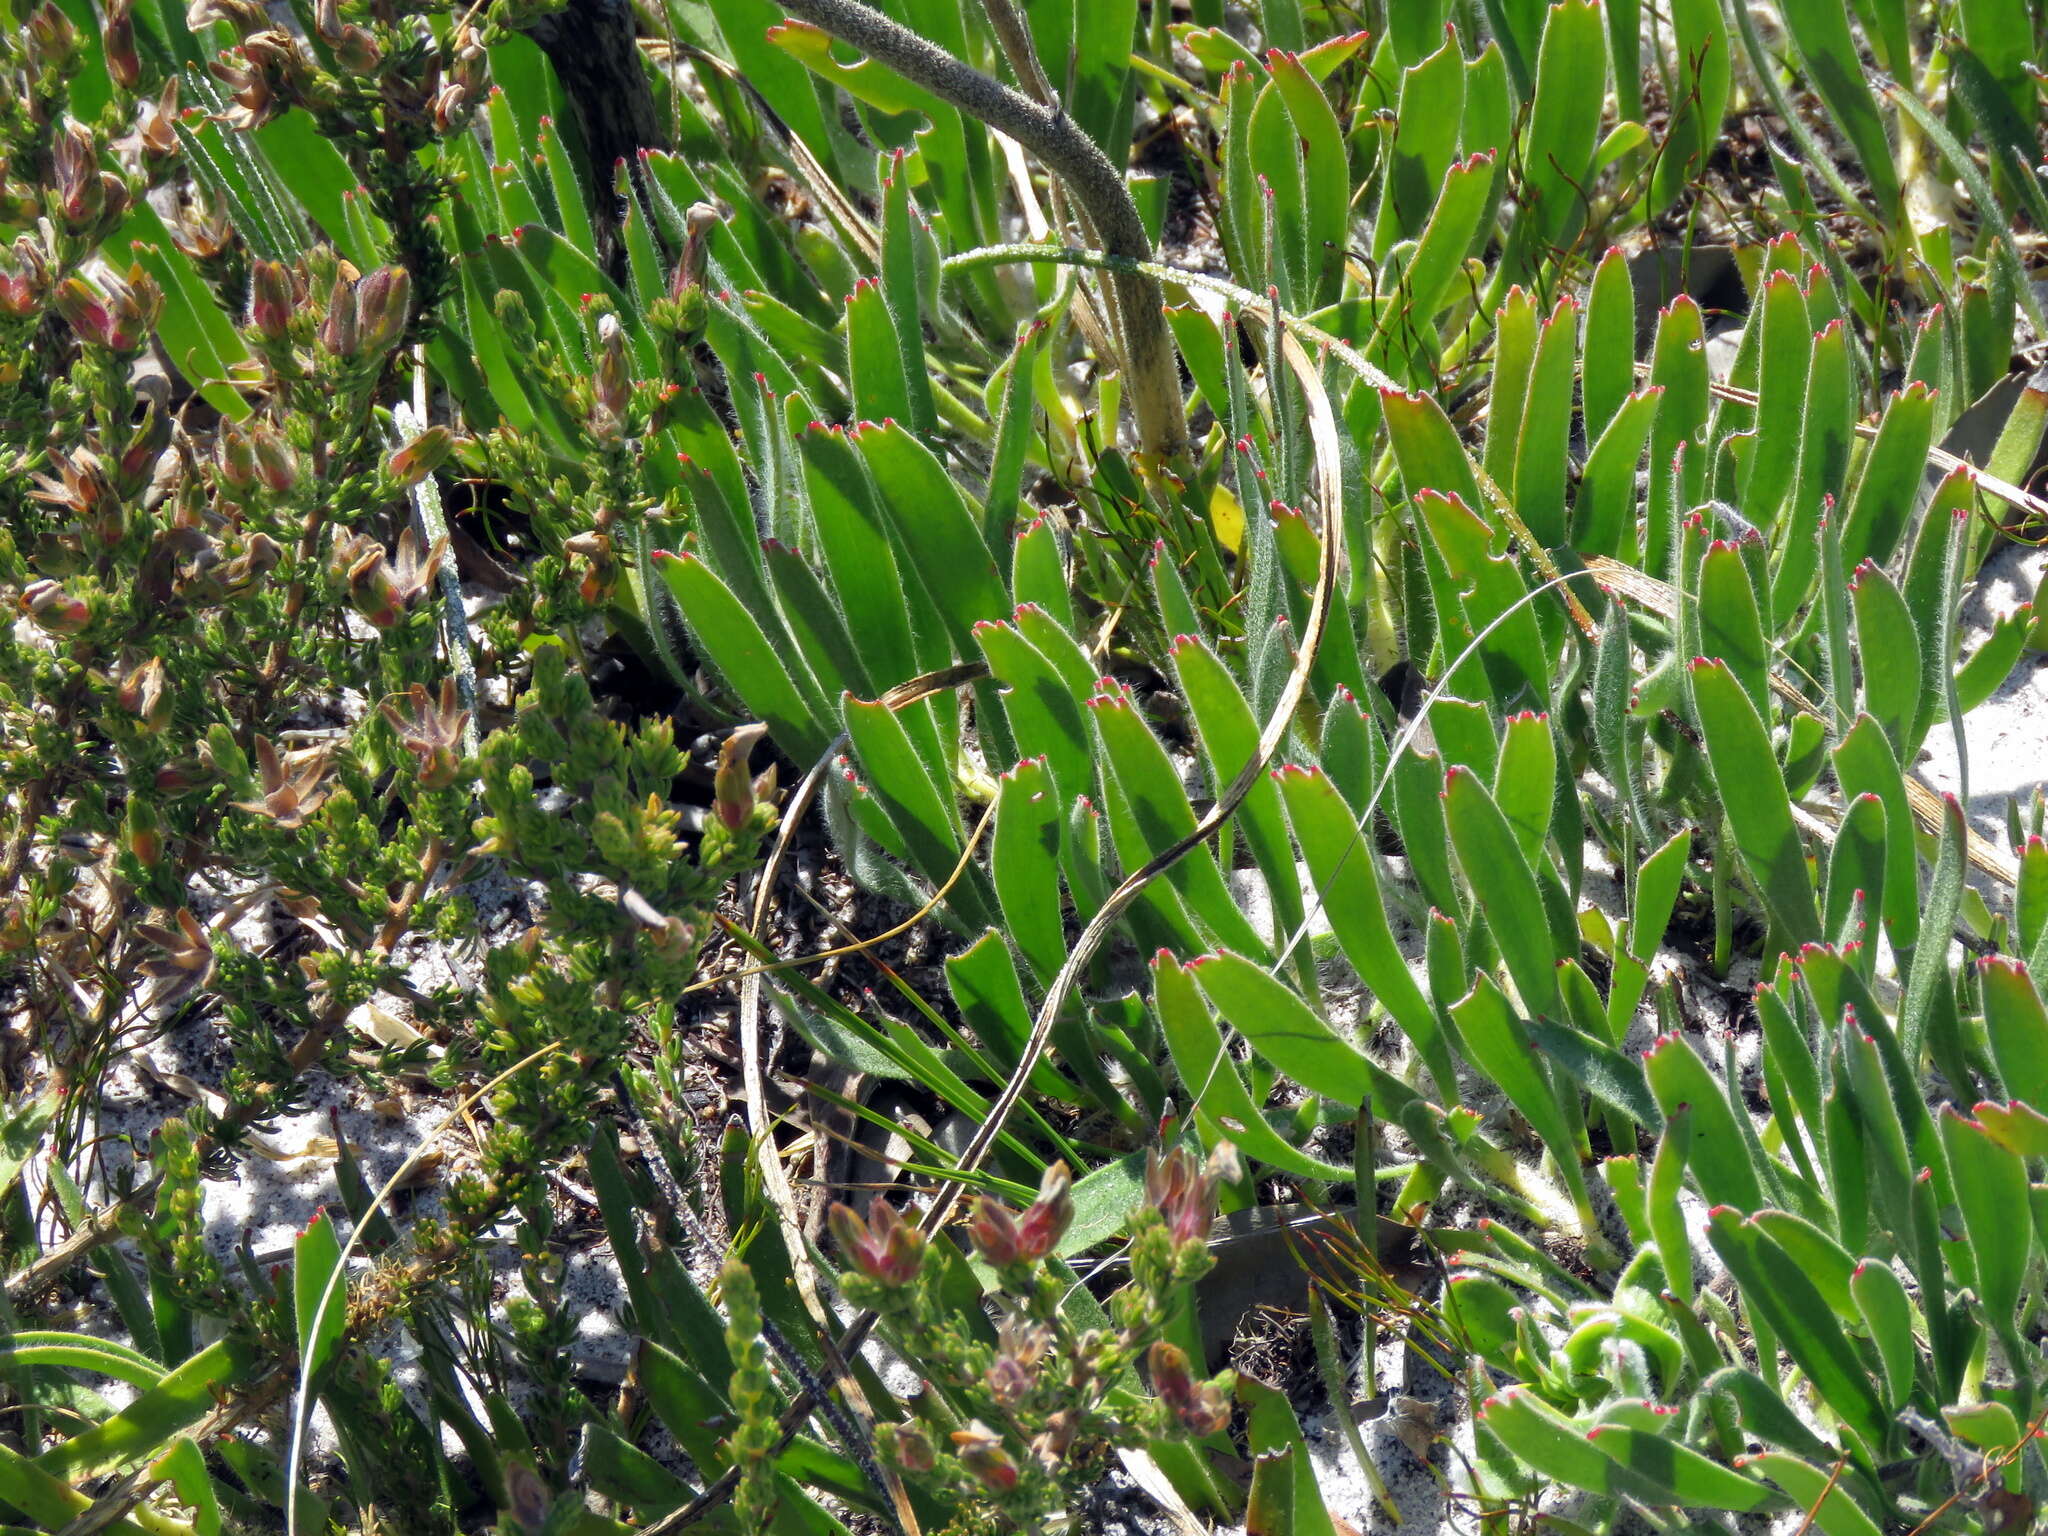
[285,1040,564,1535]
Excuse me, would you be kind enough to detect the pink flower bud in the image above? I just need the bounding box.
[250,427,297,493]
[319,272,357,357]
[1012,1160,1073,1261]
[826,1199,924,1288]
[968,1196,1024,1267]
[387,425,453,486]
[355,265,410,355]
[21,579,90,634]
[950,1422,1019,1494]
[249,259,292,341]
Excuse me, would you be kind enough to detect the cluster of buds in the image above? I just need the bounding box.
[319,264,412,362]
[826,1196,925,1292]
[22,1,79,76]
[1147,1342,1231,1437]
[711,723,778,833]
[967,1161,1074,1270]
[1136,1141,1236,1282]
[214,423,298,495]
[310,0,381,73]
[52,266,162,355]
[331,526,448,629]
[50,121,131,241]
[0,237,49,320]
[984,1316,1053,1409]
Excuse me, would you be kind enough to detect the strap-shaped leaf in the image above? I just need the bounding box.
[1688,657,1821,948]
[1442,765,1560,1018]
[1188,951,1418,1119]
[1275,764,1454,1097]
[1152,952,1351,1181]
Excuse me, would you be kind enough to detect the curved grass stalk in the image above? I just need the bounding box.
[284,1041,566,1536]
[771,0,1189,456]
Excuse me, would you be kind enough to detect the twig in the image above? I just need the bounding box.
[766,0,1187,457]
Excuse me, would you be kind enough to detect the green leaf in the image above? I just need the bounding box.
[1741,1451,1883,1536]
[1513,297,1579,546]
[1937,1107,2030,1373]
[1847,561,1921,761]
[1698,533,1771,722]
[1089,681,1267,958]
[1831,716,1919,952]
[1776,0,1901,216]
[1824,794,1888,951]
[1517,0,1605,257]
[1706,1209,1887,1453]
[1742,271,1811,530]
[991,757,1065,985]
[1172,634,1305,968]
[1688,657,1822,948]
[1367,154,1498,383]
[1581,246,1636,441]
[38,1338,254,1480]
[1481,1386,1756,1508]
[1643,1034,1764,1211]
[1190,951,1418,1119]
[1955,603,2034,717]
[654,551,829,760]
[1584,1425,1781,1512]
[1374,32,1466,257]
[1276,765,1455,1098]
[1237,1375,1339,1536]
[1152,952,1352,1181]
[1629,828,1691,964]
[1451,973,1596,1226]
[1575,387,1661,559]
[853,420,1007,654]
[1898,791,1964,1065]
[1650,0,1732,209]
[1838,385,1935,573]
[1443,765,1562,1018]
[294,1207,346,1386]
[1982,959,2048,1108]
[1847,1257,1917,1413]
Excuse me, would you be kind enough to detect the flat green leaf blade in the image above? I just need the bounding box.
[1275,764,1454,1096]
[1442,765,1561,1018]
[1451,973,1593,1220]
[1152,952,1353,1181]
[654,551,829,760]
[1190,951,1417,1118]
[1688,658,1821,948]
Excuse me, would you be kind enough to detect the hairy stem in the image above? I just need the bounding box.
[772,0,1188,456]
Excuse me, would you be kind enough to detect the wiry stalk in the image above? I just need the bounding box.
[771,0,1189,457]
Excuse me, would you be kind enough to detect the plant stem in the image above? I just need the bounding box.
[770,0,1188,458]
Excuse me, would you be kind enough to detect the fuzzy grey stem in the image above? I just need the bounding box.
[774,0,1188,456]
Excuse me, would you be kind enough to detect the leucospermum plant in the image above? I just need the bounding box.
[8,0,2048,1530]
